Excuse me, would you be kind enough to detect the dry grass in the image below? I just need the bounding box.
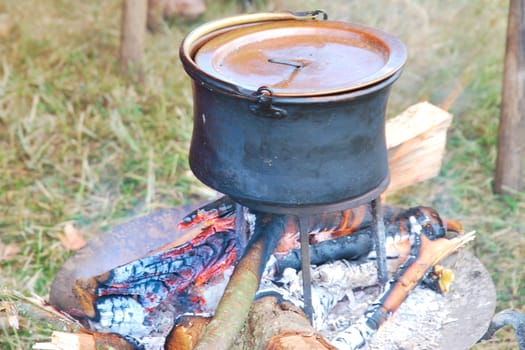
[0,0,522,349]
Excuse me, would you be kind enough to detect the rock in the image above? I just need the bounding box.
[0,14,14,39]
[163,0,206,20]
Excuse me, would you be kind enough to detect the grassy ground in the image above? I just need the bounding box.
[0,0,522,348]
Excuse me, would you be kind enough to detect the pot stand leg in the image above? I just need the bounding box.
[299,215,314,323]
[371,198,388,287]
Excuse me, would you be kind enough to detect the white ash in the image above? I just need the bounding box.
[243,209,256,238]
[366,287,448,350]
[198,265,235,313]
[260,258,450,350]
[88,296,150,337]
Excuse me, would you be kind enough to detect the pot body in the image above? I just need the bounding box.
[188,73,398,209]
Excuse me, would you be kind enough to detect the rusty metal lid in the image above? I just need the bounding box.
[181,12,407,97]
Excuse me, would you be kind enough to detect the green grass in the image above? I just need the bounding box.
[0,0,523,349]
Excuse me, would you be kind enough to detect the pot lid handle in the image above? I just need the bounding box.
[181,10,328,60]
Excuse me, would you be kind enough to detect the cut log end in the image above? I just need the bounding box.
[266,331,337,350]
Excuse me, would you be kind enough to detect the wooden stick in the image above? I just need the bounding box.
[380,231,476,313]
[120,0,148,83]
[494,0,525,194]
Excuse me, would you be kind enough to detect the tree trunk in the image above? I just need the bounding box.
[494,0,525,194]
[120,0,148,84]
[146,0,164,33]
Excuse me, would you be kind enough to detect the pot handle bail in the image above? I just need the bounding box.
[289,10,328,21]
[250,87,287,119]
[181,10,328,62]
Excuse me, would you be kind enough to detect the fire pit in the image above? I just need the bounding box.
[47,196,496,350]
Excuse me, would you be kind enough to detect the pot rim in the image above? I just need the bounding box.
[179,11,407,99]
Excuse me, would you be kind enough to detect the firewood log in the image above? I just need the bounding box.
[385,101,453,194]
[232,296,336,350]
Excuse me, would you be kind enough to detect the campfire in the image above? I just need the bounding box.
[30,11,504,350]
[43,195,484,350]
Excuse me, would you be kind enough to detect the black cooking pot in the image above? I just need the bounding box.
[180,11,407,211]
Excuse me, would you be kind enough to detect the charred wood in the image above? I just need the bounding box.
[274,232,372,275]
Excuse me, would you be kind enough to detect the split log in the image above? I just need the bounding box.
[494,0,525,194]
[165,298,336,350]
[120,0,148,83]
[385,101,453,195]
